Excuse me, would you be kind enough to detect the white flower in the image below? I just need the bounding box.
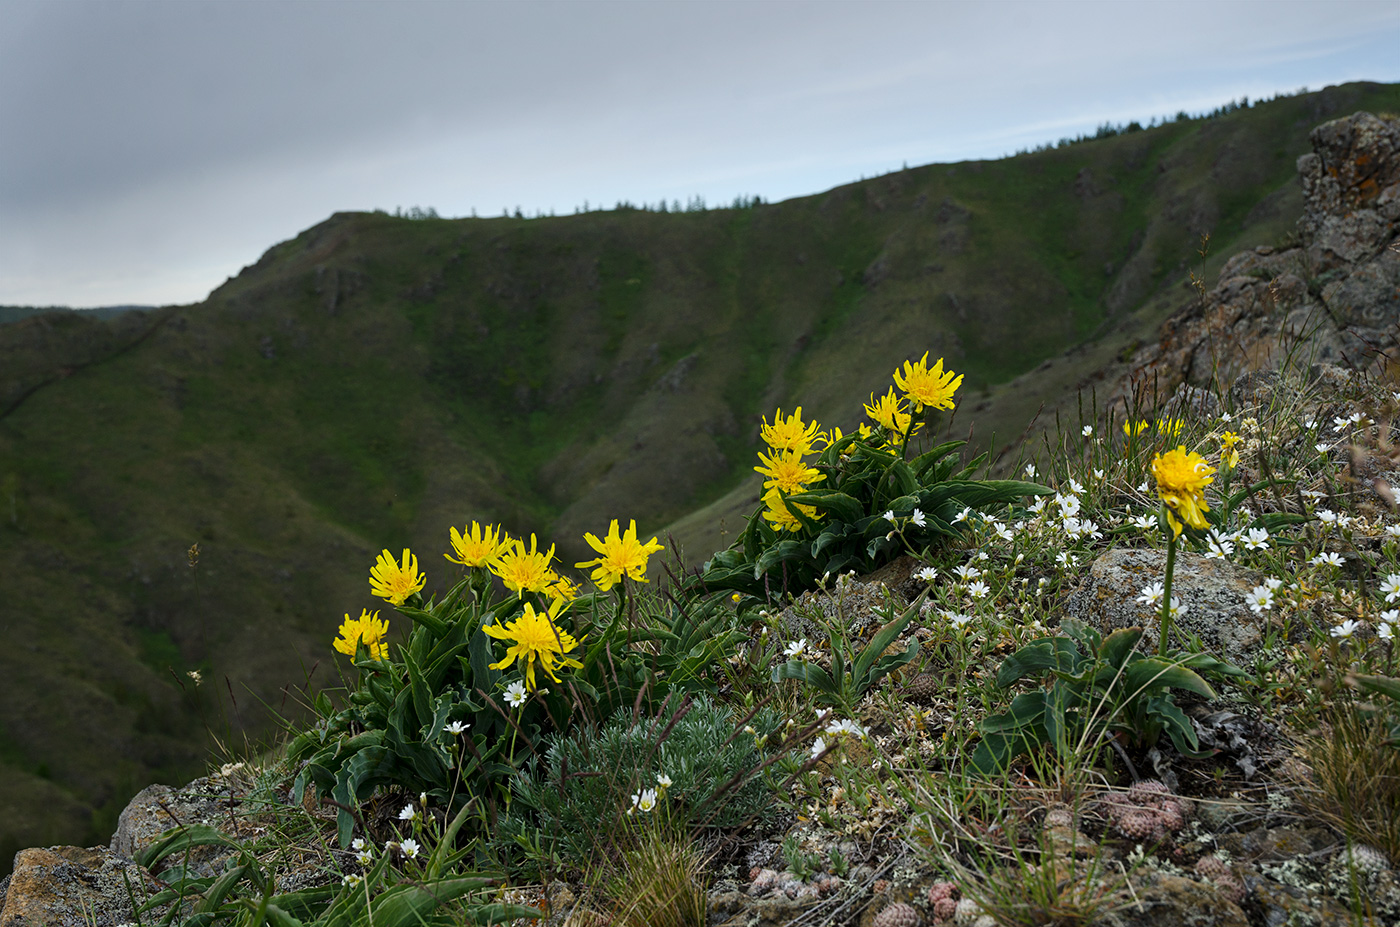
[1132,514,1157,531]
[1334,416,1350,428]
[399,838,420,859]
[1311,552,1345,568]
[1381,623,1396,641]
[824,718,867,738]
[342,873,363,887]
[1168,597,1186,619]
[1082,425,1094,437]
[1303,418,1318,430]
[1137,582,1165,608]
[910,508,927,527]
[1383,525,1399,538]
[1383,573,1400,603]
[656,773,673,789]
[784,638,808,659]
[356,848,373,866]
[1137,481,1151,494]
[1056,493,1081,517]
[1024,464,1038,478]
[810,737,828,760]
[954,564,981,581]
[187,670,203,685]
[1349,411,1368,426]
[634,788,658,812]
[1245,585,1274,614]
[1063,517,1101,540]
[994,522,1014,541]
[883,510,897,524]
[1068,479,1085,494]
[915,566,938,583]
[1093,468,1106,480]
[1029,497,1048,514]
[1264,577,1284,590]
[1331,619,1362,639]
[1220,411,1233,422]
[399,803,417,821]
[953,506,972,523]
[967,580,990,599]
[504,680,529,708]
[1380,609,1400,626]
[1242,527,1270,550]
[351,838,367,851]
[443,720,469,735]
[1055,551,1078,567]
[1316,443,1332,454]
[1316,508,1338,524]
[1301,489,1327,501]
[944,611,974,628]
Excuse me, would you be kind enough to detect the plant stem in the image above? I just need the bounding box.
[1160,511,1177,657]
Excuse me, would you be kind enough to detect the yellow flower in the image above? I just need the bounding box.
[761,407,822,455]
[483,600,584,690]
[864,388,913,435]
[1151,445,1216,537]
[761,487,822,532]
[1123,419,1149,437]
[370,549,425,605]
[491,534,558,596]
[334,609,390,660]
[446,521,509,568]
[893,352,962,412]
[576,519,665,590]
[1157,418,1185,439]
[546,574,580,605]
[1220,431,1243,467]
[754,449,825,494]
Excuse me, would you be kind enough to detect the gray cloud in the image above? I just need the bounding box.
[2,0,1397,305]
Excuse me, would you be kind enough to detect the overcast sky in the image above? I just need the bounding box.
[3,0,1398,308]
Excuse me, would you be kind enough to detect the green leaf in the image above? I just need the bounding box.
[1123,660,1217,700]
[786,490,865,524]
[1097,627,1145,670]
[772,661,838,698]
[369,876,497,926]
[1350,673,1400,703]
[853,592,925,685]
[135,825,239,870]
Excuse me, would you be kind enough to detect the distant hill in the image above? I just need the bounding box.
[0,305,156,325]
[2,80,1398,865]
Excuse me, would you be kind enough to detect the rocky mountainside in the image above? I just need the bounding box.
[2,83,1399,871]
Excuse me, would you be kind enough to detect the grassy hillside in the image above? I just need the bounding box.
[2,80,1397,866]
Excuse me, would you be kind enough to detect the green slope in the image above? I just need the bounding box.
[1,81,1397,864]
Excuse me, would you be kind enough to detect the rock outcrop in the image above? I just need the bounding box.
[1108,111,1400,411]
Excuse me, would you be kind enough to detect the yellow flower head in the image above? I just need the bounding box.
[370,548,426,605]
[1151,445,1216,537]
[761,487,822,532]
[491,534,558,596]
[761,407,822,456]
[754,449,825,494]
[446,521,510,568]
[864,388,914,435]
[893,352,962,412]
[1218,432,1241,470]
[1157,418,1185,440]
[483,599,584,690]
[333,609,390,660]
[576,519,666,590]
[1123,419,1149,437]
[546,574,580,605]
